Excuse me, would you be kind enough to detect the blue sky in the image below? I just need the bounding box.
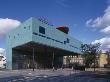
[0,0,110,51]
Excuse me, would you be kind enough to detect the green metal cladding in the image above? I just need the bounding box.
[6,17,82,69]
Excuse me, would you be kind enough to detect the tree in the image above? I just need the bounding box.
[81,43,100,71]
[106,50,110,66]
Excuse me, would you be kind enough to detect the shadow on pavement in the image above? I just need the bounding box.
[95,72,110,79]
[0,72,110,82]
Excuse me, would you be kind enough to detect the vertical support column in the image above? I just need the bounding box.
[61,55,64,69]
[6,48,12,70]
[72,55,73,70]
[32,48,35,71]
[52,51,55,71]
[74,55,76,72]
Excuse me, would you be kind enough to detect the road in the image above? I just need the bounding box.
[0,69,109,82]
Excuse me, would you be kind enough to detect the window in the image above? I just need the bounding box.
[64,41,66,44]
[24,27,26,29]
[33,32,38,35]
[67,38,69,43]
[39,26,45,34]
[39,34,46,38]
[28,26,30,30]
[14,36,15,39]
[46,37,51,39]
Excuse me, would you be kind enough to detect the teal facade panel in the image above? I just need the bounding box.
[6,17,82,69]
[32,18,82,53]
[6,18,33,69]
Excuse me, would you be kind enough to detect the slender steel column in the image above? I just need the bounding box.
[52,51,55,71]
[32,48,35,71]
[72,55,74,70]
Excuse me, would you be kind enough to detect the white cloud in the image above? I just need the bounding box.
[92,37,110,50]
[86,5,110,28]
[0,48,6,56]
[86,19,93,27]
[92,37,110,45]
[87,4,110,50]
[0,18,21,36]
[100,26,110,34]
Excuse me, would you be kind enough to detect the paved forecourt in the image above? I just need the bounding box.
[0,69,109,82]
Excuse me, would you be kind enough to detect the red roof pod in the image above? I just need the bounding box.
[56,26,69,34]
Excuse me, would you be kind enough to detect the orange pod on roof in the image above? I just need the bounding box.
[56,26,69,34]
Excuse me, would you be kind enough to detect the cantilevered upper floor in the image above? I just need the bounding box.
[6,17,82,54]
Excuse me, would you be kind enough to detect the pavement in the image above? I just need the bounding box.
[0,69,110,82]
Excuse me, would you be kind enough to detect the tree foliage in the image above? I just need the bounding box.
[81,43,100,67]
